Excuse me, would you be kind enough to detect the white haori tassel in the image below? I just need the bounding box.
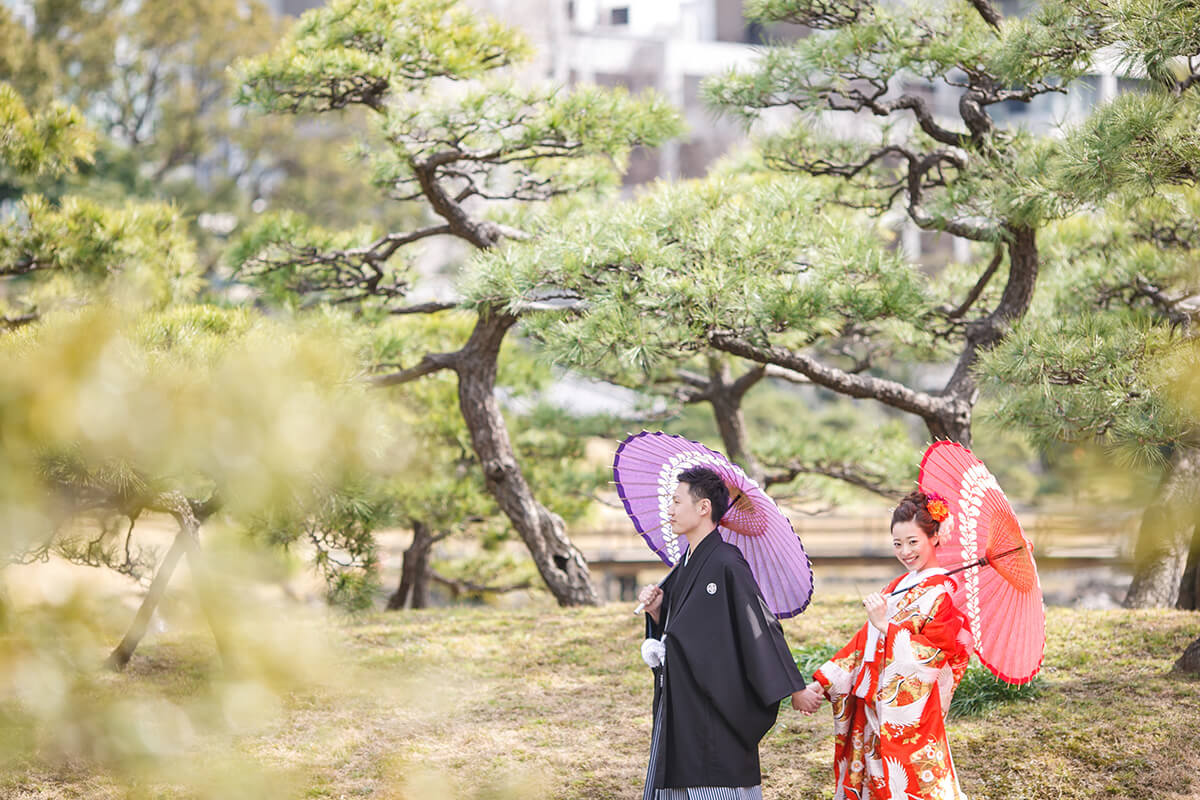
[641,637,666,668]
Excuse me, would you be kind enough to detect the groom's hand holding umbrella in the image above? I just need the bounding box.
[637,584,664,623]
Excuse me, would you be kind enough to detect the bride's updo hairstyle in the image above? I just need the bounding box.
[891,490,945,539]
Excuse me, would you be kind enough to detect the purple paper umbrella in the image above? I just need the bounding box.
[612,431,814,619]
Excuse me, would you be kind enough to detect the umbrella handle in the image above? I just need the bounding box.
[634,574,670,615]
[886,544,1025,596]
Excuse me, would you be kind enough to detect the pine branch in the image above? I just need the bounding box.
[0,256,46,277]
[730,364,768,400]
[765,365,812,385]
[769,0,865,28]
[707,330,944,421]
[1098,275,1198,331]
[660,360,767,412]
[429,569,532,596]
[388,300,459,315]
[943,244,1004,319]
[762,459,904,498]
[270,74,392,114]
[942,226,1039,398]
[673,368,712,391]
[569,490,625,510]
[906,150,998,241]
[367,351,460,387]
[1177,70,1200,96]
[866,94,966,148]
[1140,220,1200,251]
[411,159,504,249]
[776,143,995,240]
[966,0,1002,29]
[785,144,914,181]
[238,224,457,307]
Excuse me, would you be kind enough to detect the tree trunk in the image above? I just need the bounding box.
[706,358,764,484]
[711,395,758,481]
[455,309,599,606]
[1177,523,1200,611]
[923,398,974,447]
[1124,447,1200,608]
[1173,634,1200,675]
[106,493,234,671]
[387,519,434,610]
[106,528,189,670]
[172,504,237,672]
[936,224,1040,447]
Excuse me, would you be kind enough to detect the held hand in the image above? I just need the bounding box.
[864,592,888,632]
[638,585,664,621]
[791,687,822,714]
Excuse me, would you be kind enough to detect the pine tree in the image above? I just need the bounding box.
[229,0,683,605]
[973,0,1200,622]
[475,0,1115,463]
[0,0,393,266]
[469,165,922,497]
[474,0,1200,609]
[1,80,391,667]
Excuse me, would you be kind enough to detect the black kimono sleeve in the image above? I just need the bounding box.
[672,551,806,751]
[702,556,805,743]
[725,556,807,707]
[644,565,678,640]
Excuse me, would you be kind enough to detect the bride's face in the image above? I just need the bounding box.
[891,519,938,572]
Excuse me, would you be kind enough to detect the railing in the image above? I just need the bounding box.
[576,510,1136,573]
[578,510,1137,604]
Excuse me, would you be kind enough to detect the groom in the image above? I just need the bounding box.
[638,466,820,800]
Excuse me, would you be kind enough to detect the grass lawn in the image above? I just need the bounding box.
[2,595,1198,799]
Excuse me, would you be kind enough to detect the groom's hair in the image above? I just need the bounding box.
[677,466,730,523]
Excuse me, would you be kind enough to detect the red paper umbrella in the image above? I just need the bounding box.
[919,441,1045,685]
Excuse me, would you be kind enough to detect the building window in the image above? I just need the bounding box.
[610,6,629,25]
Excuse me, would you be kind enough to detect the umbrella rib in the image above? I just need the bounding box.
[984,582,1018,681]
[740,532,769,608]
[784,543,813,613]
[610,480,672,489]
[1013,575,1043,675]
[986,569,1023,680]
[634,517,675,538]
[778,538,810,588]
[742,491,799,614]
[752,533,782,612]
[613,452,679,469]
[756,525,792,616]
[759,535,793,616]
[770,533,809,609]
